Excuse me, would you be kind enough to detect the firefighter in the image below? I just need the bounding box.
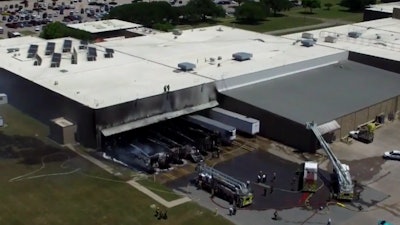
[162,210,168,220]
[291,176,297,191]
[257,174,261,183]
[273,210,279,220]
[246,180,251,188]
[229,206,233,216]
[271,172,277,182]
[155,207,160,218]
[262,173,267,183]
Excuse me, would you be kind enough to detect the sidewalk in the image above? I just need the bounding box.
[66,144,192,208]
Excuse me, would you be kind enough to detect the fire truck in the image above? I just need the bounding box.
[195,164,254,207]
[302,161,318,192]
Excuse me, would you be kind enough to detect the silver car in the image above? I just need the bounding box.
[383,150,400,160]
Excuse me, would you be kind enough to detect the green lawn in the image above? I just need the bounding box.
[221,16,322,33]
[137,178,182,201]
[177,16,322,33]
[0,104,234,225]
[0,150,232,225]
[285,0,363,22]
[0,104,49,138]
[19,30,36,36]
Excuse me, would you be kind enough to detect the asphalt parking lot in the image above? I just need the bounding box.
[0,0,135,39]
[166,119,400,225]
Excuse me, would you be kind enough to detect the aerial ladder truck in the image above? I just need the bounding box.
[306,122,354,201]
[195,163,254,207]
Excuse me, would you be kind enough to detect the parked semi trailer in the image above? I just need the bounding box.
[208,107,260,136]
[184,115,236,144]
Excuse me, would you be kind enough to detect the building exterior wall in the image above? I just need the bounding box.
[348,52,400,74]
[393,8,400,19]
[95,82,217,138]
[338,113,355,138]
[335,96,399,138]
[218,94,315,152]
[63,125,77,145]
[363,10,392,21]
[0,68,96,147]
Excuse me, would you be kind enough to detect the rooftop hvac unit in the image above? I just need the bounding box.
[301,39,315,47]
[348,31,362,38]
[302,32,314,39]
[324,36,338,43]
[232,52,252,61]
[178,62,196,71]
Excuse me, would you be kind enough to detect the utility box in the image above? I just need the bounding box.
[0,93,8,105]
[49,117,77,145]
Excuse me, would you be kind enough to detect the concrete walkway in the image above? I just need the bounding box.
[127,179,191,208]
[66,144,191,208]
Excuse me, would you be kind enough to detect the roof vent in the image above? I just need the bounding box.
[7,48,19,53]
[302,32,314,39]
[178,62,196,71]
[301,39,315,47]
[348,31,361,38]
[232,52,252,61]
[324,36,337,43]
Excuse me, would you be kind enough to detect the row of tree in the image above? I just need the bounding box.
[40,0,378,39]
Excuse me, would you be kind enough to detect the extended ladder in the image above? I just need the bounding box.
[196,164,249,195]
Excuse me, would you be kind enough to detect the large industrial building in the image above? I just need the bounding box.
[67,19,146,40]
[364,2,400,21]
[1,17,400,152]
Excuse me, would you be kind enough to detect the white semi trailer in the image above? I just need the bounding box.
[184,114,236,144]
[209,107,260,136]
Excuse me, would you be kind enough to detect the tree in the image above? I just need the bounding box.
[234,2,267,23]
[264,0,291,16]
[185,0,225,22]
[324,3,333,10]
[302,0,321,13]
[340,0,376,12]
[107,2,178,27]
[40,22,91,40]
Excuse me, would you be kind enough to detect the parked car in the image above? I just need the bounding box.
[378,220,393,225]
[35,26,41,31]
[383,150,400,160]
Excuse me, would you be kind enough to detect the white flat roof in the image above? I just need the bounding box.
[67,19,143,34]
[283,18,400,62]
[366,2,400,13]
[0,26,344,109]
